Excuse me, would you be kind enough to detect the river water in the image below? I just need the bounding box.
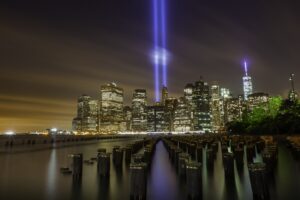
[0,138,300,200]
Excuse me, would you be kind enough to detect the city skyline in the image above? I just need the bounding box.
[1,1,300,132]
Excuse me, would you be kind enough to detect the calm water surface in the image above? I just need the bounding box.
[0,138,300,200]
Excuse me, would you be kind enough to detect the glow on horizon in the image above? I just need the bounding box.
[4,131,15,135]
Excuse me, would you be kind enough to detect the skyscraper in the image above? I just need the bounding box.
[184,83,194,106]
[226,97,243,122]
[164,97,177,132]
[173,97,192,132]
[161,86,168,105]
[147,104,166,132]
[132,89,148,131]
[211,83,222,132]
[99,82,124,133]
[219,88,232,128]
[192,78,211,132]
[72,95,98,132]
[243,61,253,100]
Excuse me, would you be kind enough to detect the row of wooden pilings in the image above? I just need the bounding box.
[161,134,279,200]
[60,137,158,200]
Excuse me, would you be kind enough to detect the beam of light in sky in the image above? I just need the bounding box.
[153,0,160,102]
[244,60,248,76]
[161,0,167,87]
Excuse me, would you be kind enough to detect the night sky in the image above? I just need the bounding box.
[0,0,300,132]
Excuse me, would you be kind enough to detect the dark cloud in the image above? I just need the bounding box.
[0,0,299,132]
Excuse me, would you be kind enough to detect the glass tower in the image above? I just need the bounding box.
[243,61,253,100]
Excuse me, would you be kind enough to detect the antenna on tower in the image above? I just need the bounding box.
[289,73,295,92]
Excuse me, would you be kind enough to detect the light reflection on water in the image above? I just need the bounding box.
[0,138,300,200]
[46,150,57,200]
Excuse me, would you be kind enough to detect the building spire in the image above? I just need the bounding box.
[290,73,295,93]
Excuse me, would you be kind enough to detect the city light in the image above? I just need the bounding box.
[4,131,15,135]
[50,128,58,132]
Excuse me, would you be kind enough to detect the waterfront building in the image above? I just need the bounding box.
[147,105,166,132]
[132,89,148,131]
[164,97,178,132]
[72,95,98,132]
[99,82,124,133]
[173,97,193,132]
[192,78,211,132]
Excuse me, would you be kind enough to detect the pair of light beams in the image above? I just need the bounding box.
[153,0,167,102]
[152,0,250,102]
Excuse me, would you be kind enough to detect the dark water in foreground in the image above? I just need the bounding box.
[0,138,300,200]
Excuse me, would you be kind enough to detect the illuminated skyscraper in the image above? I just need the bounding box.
[219,88,232,127]
[211,83,222,132]
[221,88,231,99]
[72,95,98,132]
[184,83,194,106]
[226,97,244,122]
[192,78,211,132]
[173,97,192,132]
[147,104,166,132]
[164,97,177,132]
[132,89,148,131]
[184,83,194,129]
[243,61,253,100]
[99,82,124,133]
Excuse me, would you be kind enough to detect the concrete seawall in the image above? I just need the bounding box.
[0,134,144,153]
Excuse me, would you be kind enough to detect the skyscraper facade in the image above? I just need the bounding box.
[147,104,166,132]
[132,89,148,131]
[192,79,211,132]
[72,95,98,132]
[211,83,222,132]
[99,82,124,133]
[226,96,244,122]
[164,97,177,132]
[243,61,253,100]
[173,97,192,132]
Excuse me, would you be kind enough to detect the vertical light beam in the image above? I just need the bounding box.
[244,60,248,76]
[153,0,160,102]
[161,0,167,87]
